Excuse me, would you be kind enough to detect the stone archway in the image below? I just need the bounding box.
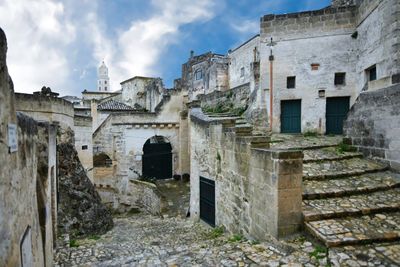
[142,136,172,180]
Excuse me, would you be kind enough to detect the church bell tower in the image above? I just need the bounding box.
[97,61,110,92]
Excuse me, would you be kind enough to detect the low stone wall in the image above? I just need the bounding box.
[105,179,164,215]
[190,108,303,239]
[344,85,400,170]
[15,93,74,129]
[197,83,250,110]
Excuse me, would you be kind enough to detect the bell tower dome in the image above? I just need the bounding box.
[97,61,110,92]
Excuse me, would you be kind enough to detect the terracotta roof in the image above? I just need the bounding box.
[97,100,134,111]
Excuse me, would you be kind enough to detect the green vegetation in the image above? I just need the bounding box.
[202,102,247,116]
[336,142,357,154]
[216,152,221,161]
[228,234,244,243]
[309,245,328,260]
[207,226,224,239]
[303,131,319,137]
[69,239,79,247]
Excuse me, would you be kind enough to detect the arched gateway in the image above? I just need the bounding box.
[142,136,172,180]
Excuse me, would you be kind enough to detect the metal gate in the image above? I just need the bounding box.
[200,177,215,226]
[326,97,350,135]
[142,141,172,180]
[281,99,302,133]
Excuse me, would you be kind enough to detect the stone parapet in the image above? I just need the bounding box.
[190,108,303,239]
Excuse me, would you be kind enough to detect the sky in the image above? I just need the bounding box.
[0,0,330,96]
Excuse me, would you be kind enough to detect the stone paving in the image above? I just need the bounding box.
[270,134,342,150]
[329,242,400,266]
[55,213,333,267]
[306,212,400,246]
[302,147,362,163]
[303,157,387,180]
[304,171,400,199]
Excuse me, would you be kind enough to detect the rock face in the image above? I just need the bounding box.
[57,143,113,237]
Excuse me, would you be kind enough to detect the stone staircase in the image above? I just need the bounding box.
[302,145,400,247]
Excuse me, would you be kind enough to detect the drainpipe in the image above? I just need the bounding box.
[267,37,276,132]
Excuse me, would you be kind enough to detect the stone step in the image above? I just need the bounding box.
[303,147,363,163]
[303,158,388,181]
[305,212,400,247]
[302,188,400,221]
[303,171,400,200]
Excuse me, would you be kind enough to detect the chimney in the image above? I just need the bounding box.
[190,50,194,59]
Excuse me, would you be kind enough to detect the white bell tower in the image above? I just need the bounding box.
[97,61,110,92]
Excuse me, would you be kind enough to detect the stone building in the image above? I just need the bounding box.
[0,28,58,267]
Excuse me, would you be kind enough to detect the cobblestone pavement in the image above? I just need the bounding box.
[270,134,342,150]
[155,179,190,218]
[55,214,334,267]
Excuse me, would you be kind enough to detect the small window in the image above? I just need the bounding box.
[82,145,88,150]
[98,87,101,90]
[334,72,346,85]
[105,86,107,91]
[99,81,101,84]
[240,67,245,77]
[367,65,377,81]
[287,76,296,89]
[105,80,107,84]
[195,69,203,80]
[311,63,320,71]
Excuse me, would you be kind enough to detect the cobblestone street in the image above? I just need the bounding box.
[55,213,400,267]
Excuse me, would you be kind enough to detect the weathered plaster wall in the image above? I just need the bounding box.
[260,6,358,133]
[344,84,400,171]
[190,108,303,239]
[0,28,56,266]
[121,77,153,109]
[74,115,93,180]
[15,92,74,130]
[355,0,400,91]
[228,35,260,91]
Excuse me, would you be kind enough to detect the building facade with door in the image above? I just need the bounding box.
[259,0,400,134]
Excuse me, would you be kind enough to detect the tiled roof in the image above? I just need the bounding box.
[97,100,134,111]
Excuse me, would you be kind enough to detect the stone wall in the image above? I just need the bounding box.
[197,82,250,111]
[0,28,57,267]
[344,84,400,171]
[15,92,74,129]
[74,115,93,180]
[190,108,303,239]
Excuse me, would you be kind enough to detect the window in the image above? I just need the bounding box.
[195,69,203,80]
[240,67,245,77]
[98,87,101,90]
[334,72,346,85]
[99,81,101,84]
[367,65,377,81]
[82,145,88,150]
[105,80,107,84]
[287,76,296,89]
[105,86,107,91]
[311,63,320,71]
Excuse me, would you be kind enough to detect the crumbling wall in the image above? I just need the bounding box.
[344,84,400,171]
[57,141,113,237]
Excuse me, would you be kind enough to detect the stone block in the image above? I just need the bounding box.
[277,174,302,189]
[274,159,303,175]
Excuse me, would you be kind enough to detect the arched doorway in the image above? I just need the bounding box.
[142,136,172,180]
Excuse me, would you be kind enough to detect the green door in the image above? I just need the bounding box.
[281,100,301,133]
[326,97,350,135]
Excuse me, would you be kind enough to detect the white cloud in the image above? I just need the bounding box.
[230,19,259,34]
[88,0,217,91]
[0,0,217,94]
[0,0,76,93]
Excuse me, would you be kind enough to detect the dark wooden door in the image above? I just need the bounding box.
[200,177,215,226]
[326,97,350,135]
[142,142,172,179]
[281,100,301,133]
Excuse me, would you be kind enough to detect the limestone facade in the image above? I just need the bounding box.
[0,28,58,267]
